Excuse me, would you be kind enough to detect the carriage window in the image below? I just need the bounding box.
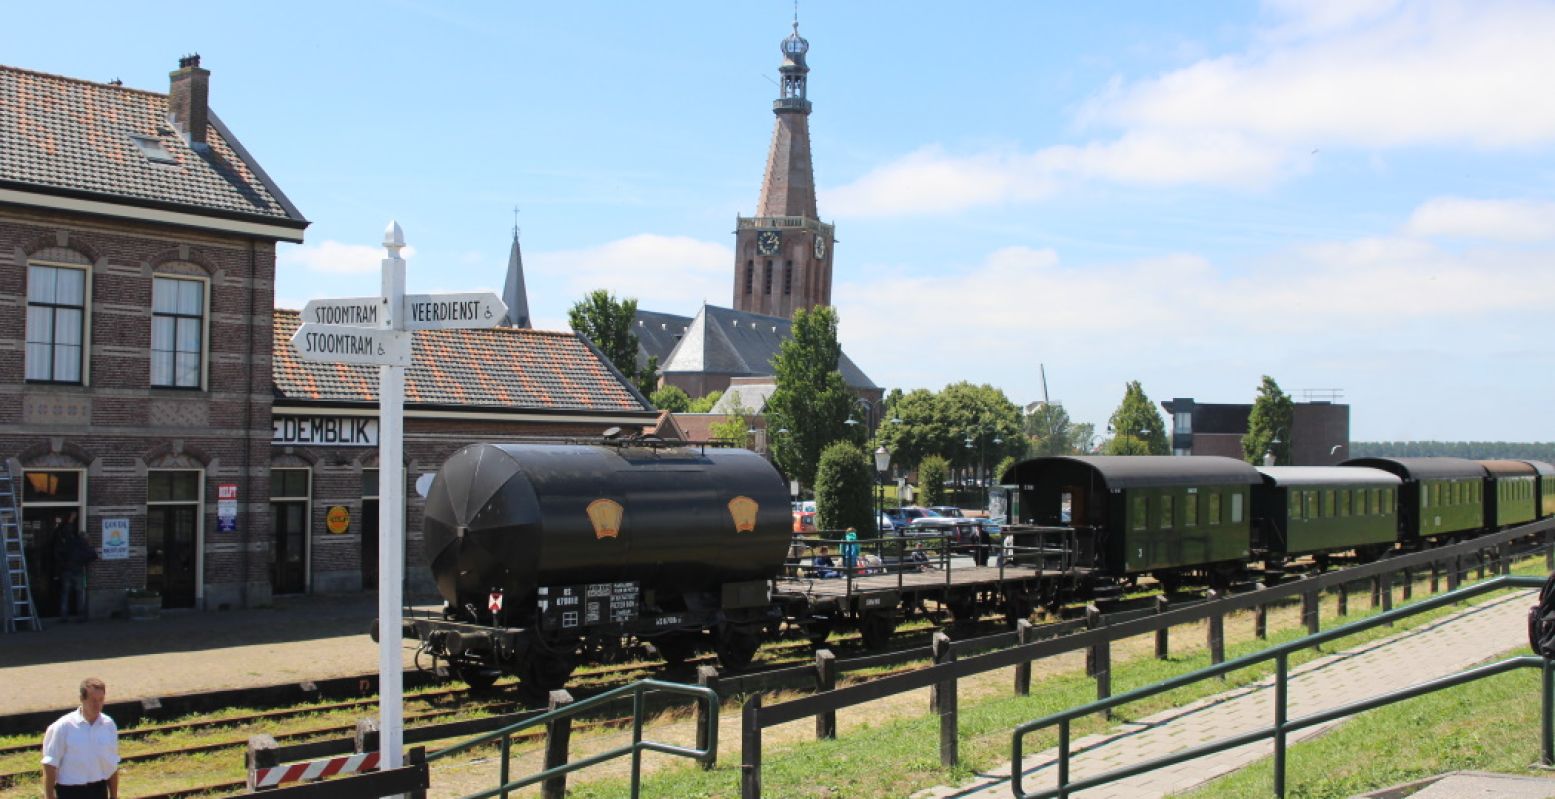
[1305,490,1318,520]
[1338,490,1350,517]
[1208,492,1222,525]
[1184,493,1199,527]
[1131,496,1148,530]
[1160,495,1174,529]
[1288,491,1300,517]
[1322,490,1335,517]
[1231,492,1244,523]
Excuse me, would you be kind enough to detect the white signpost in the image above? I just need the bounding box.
[289,222,506,777]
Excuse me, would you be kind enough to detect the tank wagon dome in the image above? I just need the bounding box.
[1004,455,1262,489]
[1339,456,1486,481]
[1255,466,1401,487]
[1477,459,1538,477]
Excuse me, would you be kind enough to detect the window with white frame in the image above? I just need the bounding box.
[26,265,87,383]
[151,276,205,388]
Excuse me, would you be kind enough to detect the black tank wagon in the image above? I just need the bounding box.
[411,442,790,693]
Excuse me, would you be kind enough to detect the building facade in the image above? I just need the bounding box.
[1162,397,1351,466]
[0,57,309,617]
[732,20,835,319]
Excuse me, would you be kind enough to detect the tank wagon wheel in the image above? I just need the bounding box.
[715,626,762,671]
[805,617,834,647]
[455,665,501,692]
[650,634,699,668]
[859,611,897,650]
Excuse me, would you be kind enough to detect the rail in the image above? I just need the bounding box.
[736,521,1554,798]
[427,679,717,799]
[1010,574,1550,798]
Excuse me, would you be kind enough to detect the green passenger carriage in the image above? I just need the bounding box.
[1251,466,1400,559]
[1526,460,1555,519]
[1340,457,1486,541]
[1479,460,1538,529]
[1003,456,1260,578]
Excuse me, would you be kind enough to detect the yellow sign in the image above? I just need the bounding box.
[586,499,623,540]
[728,496,758,533]
[326,505,351,534]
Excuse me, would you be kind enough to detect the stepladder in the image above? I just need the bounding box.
[0,462,39,633]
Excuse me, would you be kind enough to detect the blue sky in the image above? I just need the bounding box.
[12,1,1555,441]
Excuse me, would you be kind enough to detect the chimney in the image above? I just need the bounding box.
[168,53,210,146]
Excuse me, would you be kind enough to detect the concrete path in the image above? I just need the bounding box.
[914,589,1536,799]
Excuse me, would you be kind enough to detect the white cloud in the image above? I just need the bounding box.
[277,240,417,275]
[1404,197,1555,241]
[529,234,732,311]
[826,0,1555,217]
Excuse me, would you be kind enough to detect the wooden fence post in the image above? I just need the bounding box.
[1381,572,1393,622]
[1370,575,1381,610]
[1206,590,1225,668]
[741,694,762,799]
[1086,605,1111,716]
[1450,556,1462,591]
[1546,531,1554,570]
[1476,550,1486,579]
[1253,583,1267,640]
[245,735,278,792]
[1302,587,1320,638]
[1014,620,1034,696]
[1337,583,1348,617]
[815,650,837,740]
[541,690,574,799]
[1430,561,1440,593]
[930,632,958,768]
[1154,595,1170,659]
[1402,568,1412,601]
[697,665,720,769]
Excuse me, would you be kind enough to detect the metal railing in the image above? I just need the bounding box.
[1011,574,1550,799]
[428,679,717,799]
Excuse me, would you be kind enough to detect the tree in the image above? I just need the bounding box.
[815,441,875,537]
[1024,402,1095,455]
[1103,381,1168,455]
[687,390,723,413]
[1243,375,1294,465]
[766,306,855,488]
[709,390,755,448]
[918,454,949,507]
[567,289,657,395]
[649,385,690,413]
[993,455,1018,485]
[871,388,938,475]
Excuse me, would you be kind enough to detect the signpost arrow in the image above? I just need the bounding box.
[301,296,390,328]
[401,291,506,330]
[289,323,411,367]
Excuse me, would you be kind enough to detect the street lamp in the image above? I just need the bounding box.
[874,445,891,535]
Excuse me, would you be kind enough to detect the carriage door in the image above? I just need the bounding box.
[269,468,310,595]
[146,470,202,608]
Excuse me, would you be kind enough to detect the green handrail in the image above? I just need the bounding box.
[1011,574,1548,799]
[428,678,717,799]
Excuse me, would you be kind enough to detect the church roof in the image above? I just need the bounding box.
[632,309,693,370]
[656,304,876,389]
[501,230,531,328]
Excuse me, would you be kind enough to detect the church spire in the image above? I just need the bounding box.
[733,15,834,318]
[501,214,531,328]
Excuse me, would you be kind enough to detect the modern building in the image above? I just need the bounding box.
[1162,395,1351,466]
[0,56,308,617]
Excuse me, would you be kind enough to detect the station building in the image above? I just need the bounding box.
[0,56,657,621]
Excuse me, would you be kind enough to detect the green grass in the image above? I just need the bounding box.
[1173,647,1547,798]
[561,561,1546,799]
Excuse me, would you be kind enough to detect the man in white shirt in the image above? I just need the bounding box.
[41,677,118,799]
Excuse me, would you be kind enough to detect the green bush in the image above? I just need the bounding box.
[648,385,690,412]
[918,454,949,507]
[815,441,875,536]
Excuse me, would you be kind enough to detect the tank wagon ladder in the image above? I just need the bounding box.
[0,462,39,633]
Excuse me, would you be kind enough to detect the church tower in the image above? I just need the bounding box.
[733,17,835,318]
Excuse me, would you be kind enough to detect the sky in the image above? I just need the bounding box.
[10,1,1555,442]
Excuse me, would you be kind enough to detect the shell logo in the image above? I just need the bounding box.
[586,498,624,540]
[727,496,759,533]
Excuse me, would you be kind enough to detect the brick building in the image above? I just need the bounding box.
[0,56,309,617]
[1162,396,1351,466]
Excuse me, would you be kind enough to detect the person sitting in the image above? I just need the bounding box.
[812,546,840,579]
[907,544,932,571]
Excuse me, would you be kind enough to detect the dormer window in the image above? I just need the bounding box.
[130,135,178,164]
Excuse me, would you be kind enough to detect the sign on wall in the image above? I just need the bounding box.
[326,505,352,534]
[101,518,129,560]
[273,416,380,447]
[217,483,238,532]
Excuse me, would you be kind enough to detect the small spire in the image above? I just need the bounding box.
[512,204,520,240]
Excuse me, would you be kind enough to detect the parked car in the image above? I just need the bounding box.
[895,506,941,524]
[907,515,982,547]
[929,506,966,518]
[792,510,816,534]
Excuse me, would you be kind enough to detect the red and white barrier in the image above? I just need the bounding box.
[251,751,380,788]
